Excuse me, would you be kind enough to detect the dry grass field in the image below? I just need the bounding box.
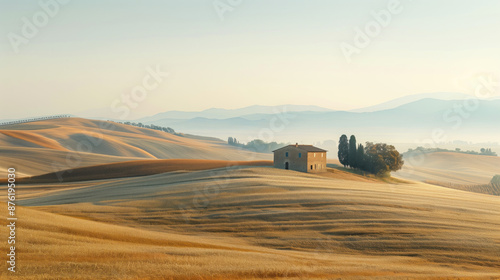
[0,118,271,177]
[1,167,497,279]
[5,159,273,184]
[1,118,500,279]
[395,152,500,185]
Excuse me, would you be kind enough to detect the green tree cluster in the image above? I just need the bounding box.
[338,135,404,177]
[119,121,176,134]
[407,146,497,157]
[228,137,286,153]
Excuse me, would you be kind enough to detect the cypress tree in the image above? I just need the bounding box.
[348,135,357,168]
[356,143,365,170]
[338,134,349,168]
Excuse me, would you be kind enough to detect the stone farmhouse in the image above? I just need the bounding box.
[273,143,327,173]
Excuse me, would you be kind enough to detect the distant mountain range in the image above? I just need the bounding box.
[135,91,498,122]
[63,92,500,146]
[135,97,500,144]
[138,105,333,122]
[350,92,477,112]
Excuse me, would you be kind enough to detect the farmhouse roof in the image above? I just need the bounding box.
[272,144,327,153]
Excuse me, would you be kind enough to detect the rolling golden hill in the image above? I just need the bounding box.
[2,117,500,279]
[10,167,500,279]
[11,159,273,183]
[395,152,500,188]
[0,118,271,177]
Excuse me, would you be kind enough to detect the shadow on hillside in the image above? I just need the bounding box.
[327,163,410,184]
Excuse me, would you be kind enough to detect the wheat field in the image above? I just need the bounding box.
[1,166,497,279]
[2,119,500,279]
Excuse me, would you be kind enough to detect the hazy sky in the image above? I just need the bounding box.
[1,0,499,120]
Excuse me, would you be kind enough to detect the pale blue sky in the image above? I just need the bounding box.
[1,0,499,119]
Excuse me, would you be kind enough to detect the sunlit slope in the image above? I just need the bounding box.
[3,202,489,280]
[20,167,500,278]
[395,152,500,185]
[14,159,273,183]
[0,118,270,176]
[0,146,143,177]
[0,203,326,279]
